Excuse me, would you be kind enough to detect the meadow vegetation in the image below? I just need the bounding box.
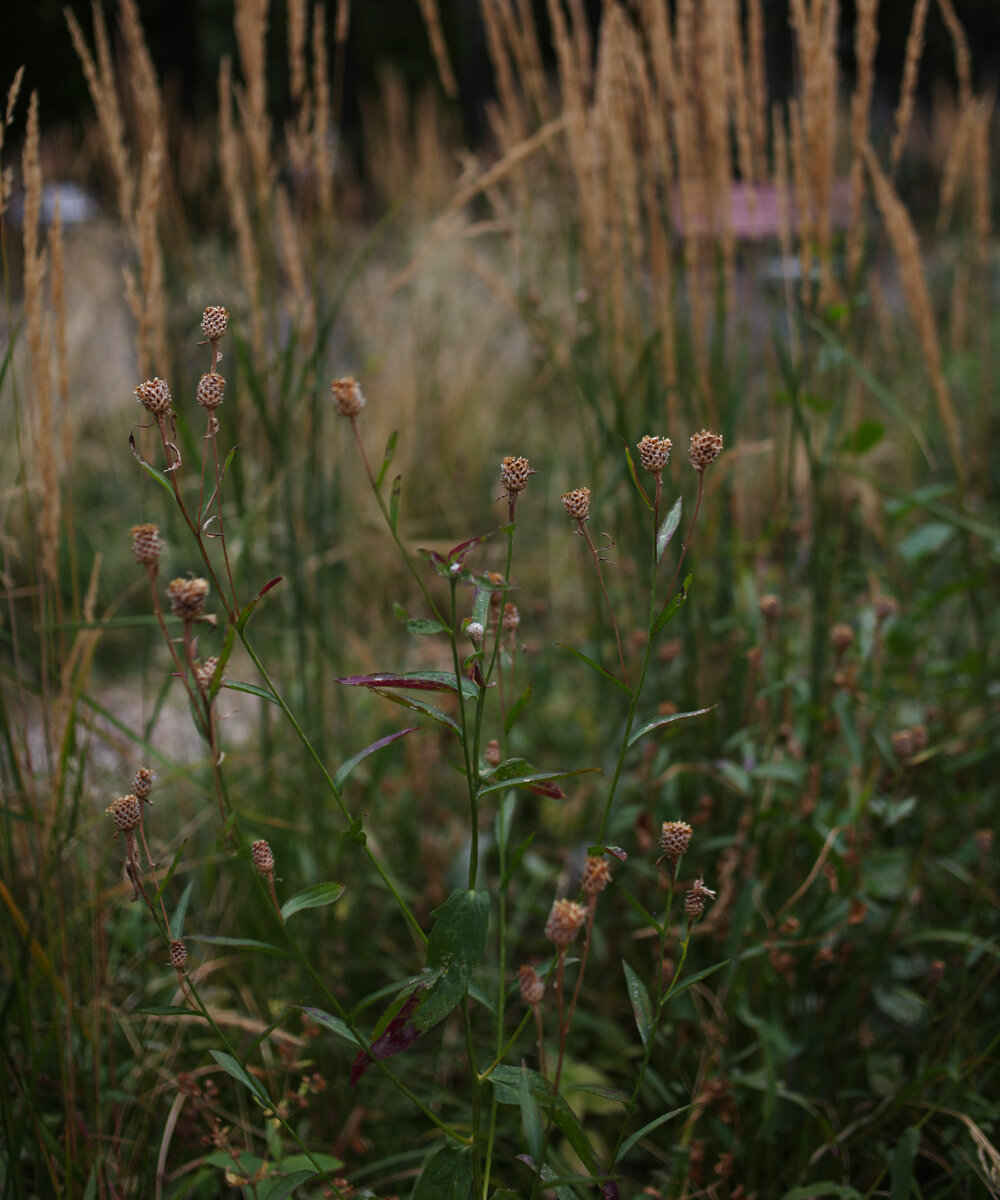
[1,1,998,1197]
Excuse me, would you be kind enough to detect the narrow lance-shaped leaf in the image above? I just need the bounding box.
[280,882,345,922]
[623,960,653,1047]
[333,727,417,791]
[626,706,714,748]
[336,671,478,698]
[556,644,631,695]
[375,430,398,489]
[656,495,683,562]
[623,442,654,511]
[389,474,401,531]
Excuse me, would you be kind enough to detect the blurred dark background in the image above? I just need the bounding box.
[4,0,999,147]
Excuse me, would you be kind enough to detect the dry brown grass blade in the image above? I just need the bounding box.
[891,0,930,171]
[415,0,458,99]
[863,142,965,485]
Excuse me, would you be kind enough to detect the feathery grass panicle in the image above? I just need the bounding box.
[125,132,168,380]
[891,0,931,171]
[311,2,333,217]
[118,0,166,161]
[233,0,272,210]
[937,0,973,110]
[847,0,878,280]
[0,66,25,214]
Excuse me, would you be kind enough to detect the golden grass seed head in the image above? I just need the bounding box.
[684,877,716,923]
[500,455,534,494]
[637,434,672,473]
[135,377,172,416]
[660,820,693,861]
[168,940,188,969]
[107,794,142,831]
[196,372,226,411]
[130,523,163,566]
[201,306,229,341]
[518,964,545,1006]
[132,766,154,802]
[330,376,365,417]
[581,855,612,895]
[167,577,209,623]
[561,487,591,522]
[194,657,220,693]
[688,430,724,472]
[251,838,275,876]
[544,898,587,948]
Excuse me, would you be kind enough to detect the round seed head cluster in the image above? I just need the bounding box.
[502,603,520,633]
[759,594,781,620]
[581,855,612,895]
[201,306,230,341]
[660,820,693,861]
[197,372,226,411]
[831,623,854,651]
[688,429,724,472]
[167,577,209,622]
[131,524,163,566]
[544,898,587,948]
[169,940,188,969]
[135,377,172,416]
[501,455,534,494]
[561,487,591,522]
[485,739,501,767]
[330,376,365,417]
[684,877,716,923]
[518,965,545,1006]
[637,434,672,473]
[874,595,899,621]
[194,657,220,693]
[251,839,275,877]
[132,766,154,802]
[891,724,928,762]
[108,794,141,832]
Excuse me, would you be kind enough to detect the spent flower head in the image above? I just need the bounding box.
[660,820,693,862]
[132,766,154,803]
[684,877,717,923]
[169,940,188,969]
[167,577,209,623]
[194,657,221,694]
[637,434,672,474]
[545,898,587,948]
[107,794,141,832]
[201,306,230,341]
[330,376,365,417]
[252,838,275,878]
[196,372,226,411]
[561,487,591,523]
[518,965,545,1007]
[131,524,163,567]
[688,430,724,472]
[135,377,172,417]
[581,855,612,896]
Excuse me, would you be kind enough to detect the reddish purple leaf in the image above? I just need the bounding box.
[350,990,423,1086]
[528,781,567,799]
[336,672,461,694]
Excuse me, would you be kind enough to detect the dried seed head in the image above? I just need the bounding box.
[561,487,591,522]
[501,455,534,495]
[580,855,612,895]
[891,724,927,762]
[874,595,899,621]
[169,940,188,969]
[683,877,716,923]
[194,657,220,693]
[196,372,226,411]
[131,524,163,566]
[132,766,154,802]
[688,430,724,472]
[201,306,230,341]
[518,964,545,1006]
[637,434,672,473]
[135,377,172,416]
[330,376,365,417]
[485,739,501,767]
[251,838,275,877]
[465,620,484,646]
[107,794,142,832]
[759,594,781,620]
[831,623,854,651]
[974,828,994,854]
[660,820,693,861]
[167,577,209,623]
[502,603,520,633]
[544,898,587,948]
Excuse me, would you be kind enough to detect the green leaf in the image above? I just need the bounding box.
[236,577,284,632]
[500,832,535,891]
[623,960,653,1047]
[841,419,885,456]
[389,474,402,531]
[898,521,954,562]
[376,430,398,489]
[419,890,490,1029]
[556,643,631,695]
[615,1105,690,1162]
[260,1170,319,1200]
[128,432,174,495]
[519,1063,544,1162]
[209,1050,271,1106]
[780,1186,862,1200]
[371,689,462,737]
[477,766,599,798]
[624,442,654,511]
[662,958,733,1007]
[190,935,294,958]
[653,574,691,635]
[627,706,713,748]
[333,727,417,790]
[280,882,345,922]
[152,839,188,904]
[489,1066,598,1173]
[221,679,280,705]
[618,885,660,932]
[503,686,532,734]
[297,1007,359,1046]
[137,1006,207,1017]
[890,1127,920,1200]
[412,1142,473,1200]
[656,495,683,562]
[872,983,926,1027]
